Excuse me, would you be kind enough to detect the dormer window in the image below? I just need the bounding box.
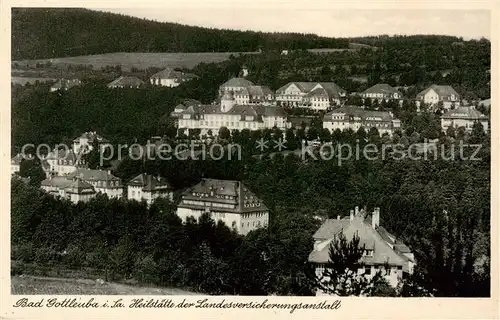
[364,249,373,257]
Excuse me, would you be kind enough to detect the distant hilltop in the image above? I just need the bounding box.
[11,8,467,61]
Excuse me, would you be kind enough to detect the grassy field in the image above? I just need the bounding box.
[12,275,198,295]
[13,51,260,71]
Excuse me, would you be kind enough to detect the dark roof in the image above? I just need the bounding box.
[65,179,96,194]
[362,83,400,95]
[416,85,459,100]
[324,105,398,122]
[177,103,288,122]
[41,176,72,188]
[128,173,171,191]
[237,85,274,97]
[108,76,145,88]
[220,77,254,88]
[67,169,121,183]
[150,68,196,81]
[179,178,268,213]
[441,106,488,120]
[309,214,409,266]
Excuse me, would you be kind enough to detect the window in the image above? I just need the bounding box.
[385,268,391,276]
[364,266,371,274]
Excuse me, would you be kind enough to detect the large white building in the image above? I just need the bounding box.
[176,179,269,235]
[360,83,402,102]
[440,105,489,133]
[415,84,460,109]
[176,91,290,135]
[275,82,347,110]
[309,207,415,295]
[127,173,173,206]
[323,105,401,136]
[219,77,274,105]
[150,68,196,87]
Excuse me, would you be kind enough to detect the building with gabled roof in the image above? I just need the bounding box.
[67,168,123,199]
[150,68,197,87]
[309,206,415,295]
[176,178,269,235]
[232,85,275,105]
[219,77,255,94]
[64,179,96,203]
[416,84,460,109]
[127,173,173,206]
[50,79,82,92]
[275,82,347,110]
[323,105,401,136]
[176,91,290,135]
[40,176,96,203]
[360,83,402,101]
[107,76,145,89]
[440,105,489,133]
[73,131,111,154]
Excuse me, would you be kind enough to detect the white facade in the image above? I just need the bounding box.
[176,93,289,136]
[150,78,179,87]
[323,107,402,136]
[176,207,268,235]
[127,185,173,205]
[441,118,489,133]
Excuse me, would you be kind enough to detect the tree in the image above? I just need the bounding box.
[469,121,486,144]
[218,126,230,140]
[318,232,387,296]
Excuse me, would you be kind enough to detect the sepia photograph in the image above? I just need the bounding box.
[7,4,494,305]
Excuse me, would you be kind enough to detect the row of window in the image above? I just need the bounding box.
[241,212,267,219]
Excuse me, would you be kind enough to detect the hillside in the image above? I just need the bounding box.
[12,8,349,60]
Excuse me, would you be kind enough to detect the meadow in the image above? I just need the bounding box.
[13,51,260,71]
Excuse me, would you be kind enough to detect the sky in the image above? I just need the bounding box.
[101,7,490,40]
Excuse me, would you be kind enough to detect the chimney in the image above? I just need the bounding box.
[372,207,380,229]
[349,210,354,220]
[355,206,359,216]
[337,215,340,220]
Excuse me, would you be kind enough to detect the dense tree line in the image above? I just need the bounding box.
[12,8,349,60]
[12,123,490,296]
[11,180,321,295]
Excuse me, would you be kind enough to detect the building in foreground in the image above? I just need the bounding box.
[107,76,145,89]
[127,173,173,205]
[176,178,269,235]
[176,91,290,135]
[275,82,347,110]
[323,105,401,136]
[440,105,489,133]
[360,84,402,102]
[415,84,460,109]
[308,207,415,295]
[150,68,197,87]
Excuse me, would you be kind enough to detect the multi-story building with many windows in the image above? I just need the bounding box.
[275,82,346,110]
[176,179,269,235]
[176,91,290,135]
[323,105,401,136]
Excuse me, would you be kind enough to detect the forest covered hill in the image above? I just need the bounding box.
[12,8,350,60]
